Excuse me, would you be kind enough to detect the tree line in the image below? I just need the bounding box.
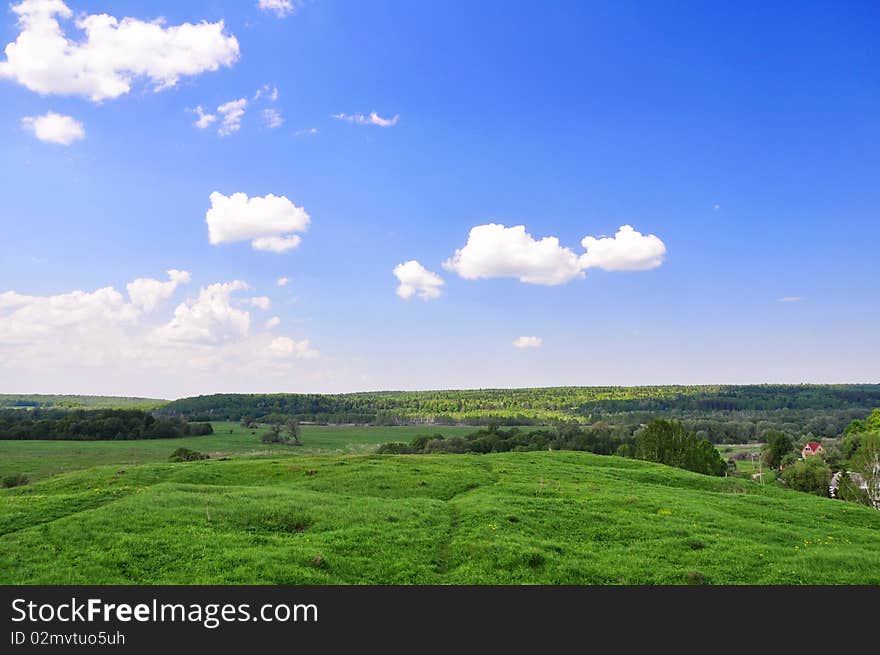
[0,409,213,441]
[377,418,727,476]
[155,386,880,444]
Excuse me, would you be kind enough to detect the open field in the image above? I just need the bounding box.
[2,450,879,584]
[0,422,478,482]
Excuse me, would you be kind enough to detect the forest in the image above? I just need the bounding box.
[157,384,880,443]
[0,409,213,441]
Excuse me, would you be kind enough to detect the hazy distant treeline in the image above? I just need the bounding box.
[0,409,212,441]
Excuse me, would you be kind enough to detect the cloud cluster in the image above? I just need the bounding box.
[332,112,399,127]
[126,269,191,312]
[21,111,84,145]
[206,192,311,253]
[0,0,239,102]
[0,272,319,385]
[393,261,444,300]
[443,223,666,286]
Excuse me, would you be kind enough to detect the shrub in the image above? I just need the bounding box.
[168,447,210,463]
[2,473,29,488]
[779,456,831,496]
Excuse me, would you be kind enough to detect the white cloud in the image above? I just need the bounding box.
[277,277,290,287]
[21,110,84,145]
[579,225,667,271]
[217,98,247,136]
[155,281,250,343]
[393,260,444,300]
[513,336,542,349]
[126,269,191,313]
[332,111,399,127]
[258,0,297,18]
[294,127,318,136]
[444,223,667,286]
[0,272,322,394]
[0,0,239,102]
[443,223,584,286]
[250,296,271,310]
[192,105,216,129]
[269,336,319,359]
[206,191,310,253]
[253,83,279,101]
[778,296,802,303]
[262,108,283,129]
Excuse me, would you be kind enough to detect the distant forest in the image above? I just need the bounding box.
[157,384,880,443]
[0,409,212,441]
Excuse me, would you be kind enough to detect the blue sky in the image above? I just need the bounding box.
[0,0,877,398]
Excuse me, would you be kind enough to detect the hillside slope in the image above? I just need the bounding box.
[2,451,878,584]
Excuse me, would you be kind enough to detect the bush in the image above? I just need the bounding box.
[2,474,29,488]
[168,447,210,463]
[780,456,831,496]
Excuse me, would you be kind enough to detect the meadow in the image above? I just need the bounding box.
[2,448,879,585]
[0,422,476,482]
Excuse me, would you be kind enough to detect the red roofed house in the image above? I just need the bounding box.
[801,441,824,459]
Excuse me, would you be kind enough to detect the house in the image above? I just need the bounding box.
[801,441,824,458]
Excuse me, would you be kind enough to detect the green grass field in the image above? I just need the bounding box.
[2,443,879,584]
[0,422,477,482]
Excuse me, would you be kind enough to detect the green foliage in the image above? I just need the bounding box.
[634,419,726,476]
[1,473,29,488]
[847,433,880,510]
[0,394,166,410]
[377,423,636,458]
[780,457,831,496]
[0,409,212,441]
[155,385,880,441]
[168,448,210,463]
[763,431,794,468]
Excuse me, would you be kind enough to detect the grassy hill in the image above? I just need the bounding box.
[2,449,878,585]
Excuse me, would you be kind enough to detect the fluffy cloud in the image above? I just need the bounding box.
[258,0,297,18]
[444,223,667,285]
[0,272,322,394]
[155,281,250,343]
[217,98,247,136]
[262,108,283,129]
[579,225,666,271]
[206,192,310,253]
[269,336,319,359]
[192,105,216,129]
[250,296,271,310]
[513,336,542,349]
[277,277,290,287]
[0,0,239,102]
[332,111,399,127]
[0,286,137,346]
[126,269,191,312]
[393,260,444,300]
[444,224,584,286]
[21,111,84,145]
